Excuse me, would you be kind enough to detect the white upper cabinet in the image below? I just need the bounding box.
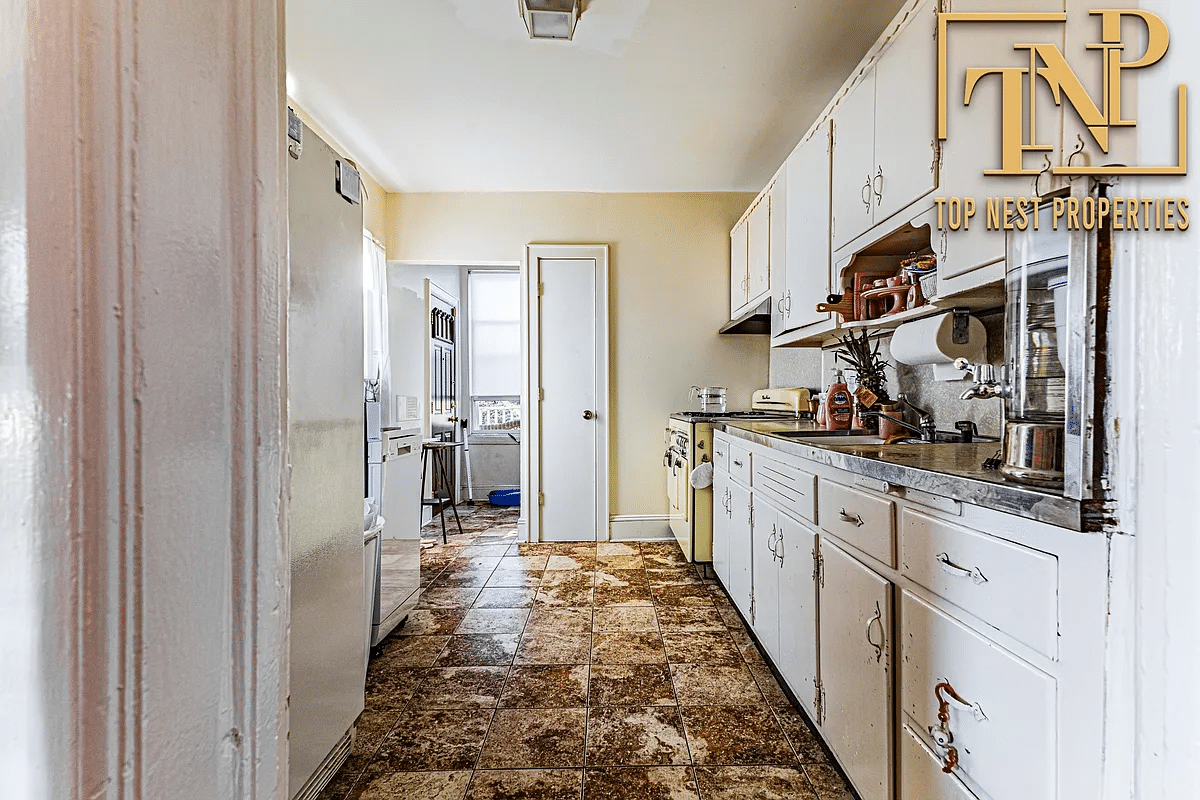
[872,0,939,226]
[832,0,939,256]
[768,176,786,306]
[730,219,749,314]
[776,124,833,336]
[747,195,771,304]
[731,180,781,317]
[831,71,878,253]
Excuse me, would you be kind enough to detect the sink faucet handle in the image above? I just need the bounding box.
[955,359,1006,401]
[954,421,979,443]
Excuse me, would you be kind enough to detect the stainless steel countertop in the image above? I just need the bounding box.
[715,420,1084,531]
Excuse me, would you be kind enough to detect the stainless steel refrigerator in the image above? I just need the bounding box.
[286,112,366,800]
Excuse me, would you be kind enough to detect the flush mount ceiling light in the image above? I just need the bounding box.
[519,0,581,41]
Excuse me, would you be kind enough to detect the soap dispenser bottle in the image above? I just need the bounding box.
[825,369,854,431]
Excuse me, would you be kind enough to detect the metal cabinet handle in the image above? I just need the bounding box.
[873,166,884,203]
[861,176,873,213]
[865,601,884,663]
[839,508,865,527]
[768,525,779,561]
[935,552,988,585]
[776,528,785,566]
[784,290,792,315]
[733,459,743,468]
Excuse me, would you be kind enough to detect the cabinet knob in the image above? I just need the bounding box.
[582,410,595,420]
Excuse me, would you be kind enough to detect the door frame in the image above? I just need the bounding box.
[521,244,610,543]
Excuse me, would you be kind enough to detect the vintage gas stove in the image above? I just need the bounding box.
[665,388,812,562]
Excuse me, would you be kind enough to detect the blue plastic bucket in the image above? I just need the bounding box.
[488,489,521,506]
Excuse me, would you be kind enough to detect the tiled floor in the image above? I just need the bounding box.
[320,505,855,800]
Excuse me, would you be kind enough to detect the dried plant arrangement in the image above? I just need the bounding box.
[833,329,891,404]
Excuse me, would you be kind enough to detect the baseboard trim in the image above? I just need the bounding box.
[609,515,674,542]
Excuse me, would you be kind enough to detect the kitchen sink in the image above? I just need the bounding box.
[771,431,889,445]
[770,430,980,446]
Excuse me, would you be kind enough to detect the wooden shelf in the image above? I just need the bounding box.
[840,303,945,331]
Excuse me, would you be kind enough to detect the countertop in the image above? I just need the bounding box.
[715,420,1084,530]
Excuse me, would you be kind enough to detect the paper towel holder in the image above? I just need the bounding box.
[952,308,971,345]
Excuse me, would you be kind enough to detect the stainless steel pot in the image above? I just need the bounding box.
[1000,422,1065,488]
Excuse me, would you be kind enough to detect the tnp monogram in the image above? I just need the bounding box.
[938,10,1187,177]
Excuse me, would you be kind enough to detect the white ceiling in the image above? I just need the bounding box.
[286,0,907,193]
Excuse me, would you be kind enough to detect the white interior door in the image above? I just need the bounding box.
[527,246,609,542]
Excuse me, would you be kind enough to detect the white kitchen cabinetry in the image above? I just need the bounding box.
[831,71,877,253]
[901,590,1056,800]
[730,219,749,315]
[776,512,819,720]
[831,0,938,256]
[747,197,770,306]
[725,475,753,621]
[775,124,833,337]
[731,176,781,318]
[708,428,1111,800]
[819,537,893,800]
[751,501,782,657]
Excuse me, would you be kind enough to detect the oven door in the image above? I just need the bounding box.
[667,422,692,556]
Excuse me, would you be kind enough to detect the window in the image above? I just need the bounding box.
[467,270,521,435]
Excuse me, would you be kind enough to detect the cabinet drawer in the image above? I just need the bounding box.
[818,479,895,566]
[712,435,731,473]
[753,456,816,524]
[899,723,979,800]
[901,510,1058,660]
[901,591,1055,800]
[728,442,752,486]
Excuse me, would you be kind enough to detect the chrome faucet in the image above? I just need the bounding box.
[860,393,937,442]
[954,359,1006,401]
[897,394,937,442]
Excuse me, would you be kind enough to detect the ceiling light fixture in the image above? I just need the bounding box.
[519,0,581,41]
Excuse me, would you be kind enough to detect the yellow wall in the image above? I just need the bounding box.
[287,99,388,244]
[385,191,769,519]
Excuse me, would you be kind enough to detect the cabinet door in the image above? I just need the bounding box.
[778,125,833,334]
[831,70,877,252]
[751,500,781,659]
[777,513,819,720]
[730,221,749,315]
[767,177,786,308]
[712,471,732,584]
[726,480,754,620]
[819,538,892,800]
[872,0,938,226]
[746,198,771,306]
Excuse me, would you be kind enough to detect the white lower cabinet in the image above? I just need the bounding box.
[751,502,782,657]
[708,431,1109,800]
[726,478,753,621]
[819,538,893,800]
[899,723,979,800]
[776,512,819,720]
[901,590,1056,800]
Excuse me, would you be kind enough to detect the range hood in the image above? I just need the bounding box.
[719,297,772,335]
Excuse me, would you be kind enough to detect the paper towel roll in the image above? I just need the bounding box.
[890,313,986,381]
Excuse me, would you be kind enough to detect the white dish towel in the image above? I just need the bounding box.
[689,462,714,489]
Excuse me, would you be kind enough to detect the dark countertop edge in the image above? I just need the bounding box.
[714,422,1084,532]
